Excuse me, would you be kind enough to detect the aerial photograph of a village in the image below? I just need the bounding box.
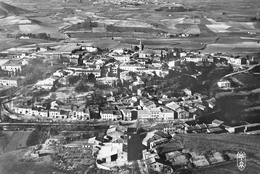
[0,0,260,173]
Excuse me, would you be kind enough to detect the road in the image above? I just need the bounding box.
[220,63,260,81]
[0,122,109,127]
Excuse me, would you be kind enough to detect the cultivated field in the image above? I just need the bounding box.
[2,130,34,153]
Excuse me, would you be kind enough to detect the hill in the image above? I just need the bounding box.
[0,1,29,17]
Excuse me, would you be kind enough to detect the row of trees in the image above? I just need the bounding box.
[16,33,60,41]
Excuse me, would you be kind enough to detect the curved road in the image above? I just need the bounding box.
[220,63,260,81]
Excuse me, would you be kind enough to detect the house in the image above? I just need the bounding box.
[185,56,203,62]
[119,71,132,82]
[149,138,169,149]
[207,127,225,134]
[183,88,192,96]
[166,101,180,111]
[212,119,224,126]
[192,155,209,167]
[70,108,90,121]
[165,151,182,161]
[82,46,98,53]
[35,77,58,90]
[0,77,23,87]
[119,63,144,72]
[149,158,170,173]
[244,123,260,132]
[139,98,156,110]
[171,154,189,166]
[113,111,122,120]
[159,107,175,120]
[153,123,183,134]
[111,55,130,62]
[96,143,127,170]
[59,110,70,119]
[139,49,154,59]
[120,109,132,121]
[176,108,189,120]
[13,105,32,115]
[217,80,231,88]
[150,107,161,120]
[31,109,39,116]
[228,57,246,65]
[158,97,178,105]
[49,109,60,119]
[225,125,245,133]
[96,77,118,87]
[39,110,48,118]
[168,60,181,67]
[138,110,150,120]
[67,67,101,77]
[1,60,22,72]
[100,110,118,121]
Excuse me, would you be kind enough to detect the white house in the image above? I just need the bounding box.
[96,77,118,87]
[159,107,175,120]
[101,110,117,120]
[217,80,231,88]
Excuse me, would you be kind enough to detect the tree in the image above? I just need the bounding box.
[88,73,96,82]
[67,75,80,86]
[75,81,90,92]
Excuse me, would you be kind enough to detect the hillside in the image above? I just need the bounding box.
[0,130,37,154]
[0,1,29,17]
[176,134,260,159]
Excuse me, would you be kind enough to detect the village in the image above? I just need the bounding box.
[0,39,260,173]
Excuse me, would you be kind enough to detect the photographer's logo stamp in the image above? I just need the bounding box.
[237,151,246,171]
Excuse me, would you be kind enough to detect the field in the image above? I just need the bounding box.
[0,38,58,52]
[0,131,13,155]
[0,149,65,174]
[0,131,35,154]
[176,134,260,159]
[194,160,260,174]
[0,16,31,26]
[0,0,260,54]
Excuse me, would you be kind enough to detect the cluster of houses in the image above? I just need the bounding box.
[89,122,239,172]
[1,39,257,124]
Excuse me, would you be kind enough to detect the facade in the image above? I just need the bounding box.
[13,105,32,115]
[96,77,118,87]
[121,109,132,120]
[0,77,23,87]
[119,64,144,72]
[150,107,161,120]
[70,108,90,120]
[49,109,60,119]
[217,80,231,88]
[101,110,117,120]
[35,77,57,90]
[1,61,22,72]
[185,57,203,62]
[39,110,48,117]
[138,110,150,120]
[228,57,246,65]
[159,107,175,120]
[111,55,130,62]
